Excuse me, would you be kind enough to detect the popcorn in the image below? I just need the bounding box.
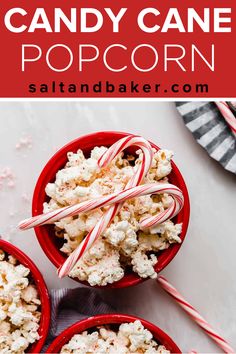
[152,149,173,180]
[138,233,170,252]
[21,285,40,304]
[11,337,28,352]
[69,239,124,286]
[60,321,170,353]
[131,251,158,279]
[45,146,182,286]
[0,251,41,353]
[105,221,130,247]
[149,221,182,244]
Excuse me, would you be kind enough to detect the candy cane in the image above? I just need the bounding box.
[98,135,153,186]
[157,276,235,354]
[19,136,154,232]
[19,183,184,230]
[58,135,156,277]
[216,102,236,135]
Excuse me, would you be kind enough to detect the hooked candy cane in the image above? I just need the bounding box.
[19,183,183,230]
[215,102,236,135]
[19,136,153,229]
[157,276,235,354]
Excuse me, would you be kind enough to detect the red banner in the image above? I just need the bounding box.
[0,0,235,97]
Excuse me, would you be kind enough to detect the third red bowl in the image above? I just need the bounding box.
[46,314,181,353]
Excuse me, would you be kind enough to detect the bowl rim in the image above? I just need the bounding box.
[0,239,51,353]
[32,131,190,288]
[45,313,181,353]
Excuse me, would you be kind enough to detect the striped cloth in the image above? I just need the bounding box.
[176,102,236,174]
[43,287,116,351]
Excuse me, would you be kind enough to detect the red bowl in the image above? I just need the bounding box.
[0,240,50,353]
[46,314,181,353]
[33,131,190,288]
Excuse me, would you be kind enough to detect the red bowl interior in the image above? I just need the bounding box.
[33,131,190,288]
[0,240,50,353]
[46,314,181,353]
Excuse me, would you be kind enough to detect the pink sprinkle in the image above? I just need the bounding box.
[1,167,13,178]
[0,167,16,190]
[15,135,33,150]
[7,180,15,188]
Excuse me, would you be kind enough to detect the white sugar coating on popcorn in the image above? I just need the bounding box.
[60,320,170,354]
[69,239,124,287]
[0,250,41,354]
[44,146,182,286]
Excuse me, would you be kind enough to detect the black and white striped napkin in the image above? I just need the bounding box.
[43,287,116,351]
[176,102,236,174]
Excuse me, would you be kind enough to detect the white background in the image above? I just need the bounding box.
[0,101,235,352]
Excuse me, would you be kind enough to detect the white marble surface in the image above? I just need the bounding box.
[0,101,235,352]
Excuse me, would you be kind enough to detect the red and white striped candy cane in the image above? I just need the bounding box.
[58,135,155,277]
[19,183,184,230]
[98,135,153,186]
[157,276,235,354]
[216,102,236,135]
